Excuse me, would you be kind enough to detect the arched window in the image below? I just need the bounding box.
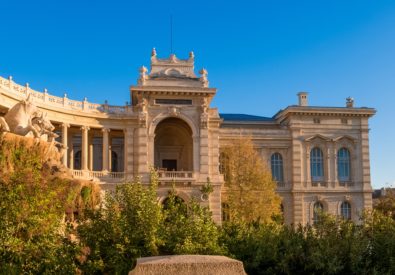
[340,201,351,220]
[271,153,284,182]
[313,201,324,224]
[310,147,324,181]
[337,148,351,182]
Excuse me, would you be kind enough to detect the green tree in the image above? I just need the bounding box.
[220,137,281,223]
[77,171,163,274]
[159,189,225,255]
[0,134,82,274]
[374,188,395,220]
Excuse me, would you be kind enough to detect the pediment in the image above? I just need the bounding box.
[332,135,356,143]
[305,134,331,142]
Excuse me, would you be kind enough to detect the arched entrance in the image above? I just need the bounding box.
[154,117,193,171]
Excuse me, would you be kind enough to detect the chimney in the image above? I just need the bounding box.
[297,92,308,106]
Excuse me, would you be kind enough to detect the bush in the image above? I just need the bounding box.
[77,176,162,274]
[0,134,82,273]
[220,212,395,275]
[159,189,225,255]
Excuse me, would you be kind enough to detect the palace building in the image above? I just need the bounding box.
[0,49,376,225]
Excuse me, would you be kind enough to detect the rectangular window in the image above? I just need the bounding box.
[155,99,192,105]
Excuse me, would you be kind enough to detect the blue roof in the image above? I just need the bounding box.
[219,113,275,122]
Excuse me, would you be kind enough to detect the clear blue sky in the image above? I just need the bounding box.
[1,0,394,189]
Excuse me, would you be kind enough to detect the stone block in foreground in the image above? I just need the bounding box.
[129,255,246,275]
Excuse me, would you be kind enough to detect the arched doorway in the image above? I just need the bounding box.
[154,117,193,171]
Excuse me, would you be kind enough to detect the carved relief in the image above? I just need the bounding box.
[137,96,148,128]
[200,97,209,129]
[200,112,209,129]
[168,106,180,116]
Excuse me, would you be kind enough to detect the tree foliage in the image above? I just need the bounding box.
[220,211,395,275]
[374,188,395,220]
[77,172,224,273]
[77,173,163,274]
[0,134,85,273]
[2,134,395,274]
[160,189,225,255]
[221,137,281,223]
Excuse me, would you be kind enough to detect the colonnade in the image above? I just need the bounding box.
[60,123,126,174]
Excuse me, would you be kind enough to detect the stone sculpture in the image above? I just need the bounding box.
[0,94,60,147]
[0,94,40,137]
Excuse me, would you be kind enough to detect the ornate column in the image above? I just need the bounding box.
[81,126,90,171]
[61,123,70,167]
[102,128,110,172]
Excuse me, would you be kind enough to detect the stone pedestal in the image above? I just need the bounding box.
[129,255,246,275]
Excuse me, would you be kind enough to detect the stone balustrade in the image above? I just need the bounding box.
[71,169,196,183]
[0,76,129,114]
[157,170,194,180]
[71,170,130,181]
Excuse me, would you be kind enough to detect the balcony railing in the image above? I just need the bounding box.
[71,170,128,181]
[157,171,194,180]
[70,170,196,182]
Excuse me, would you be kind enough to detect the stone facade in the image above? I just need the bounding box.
[0,50,375,225]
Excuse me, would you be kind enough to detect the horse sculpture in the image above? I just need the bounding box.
[0,94,41,137]
[32,112,58,140]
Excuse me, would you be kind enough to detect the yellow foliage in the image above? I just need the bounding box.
[221,137,281,223]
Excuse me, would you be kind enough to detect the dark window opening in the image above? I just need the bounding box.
[162,159,177,171]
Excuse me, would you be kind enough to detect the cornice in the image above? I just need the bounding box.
[275,106,376,122]
[130,85,217,95]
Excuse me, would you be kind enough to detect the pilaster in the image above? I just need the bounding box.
[124,127,134,179]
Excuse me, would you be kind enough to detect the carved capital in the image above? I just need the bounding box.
[80,125,90,131]
[101,127,111,133]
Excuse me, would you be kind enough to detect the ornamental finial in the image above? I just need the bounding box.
[151,47,157,57]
